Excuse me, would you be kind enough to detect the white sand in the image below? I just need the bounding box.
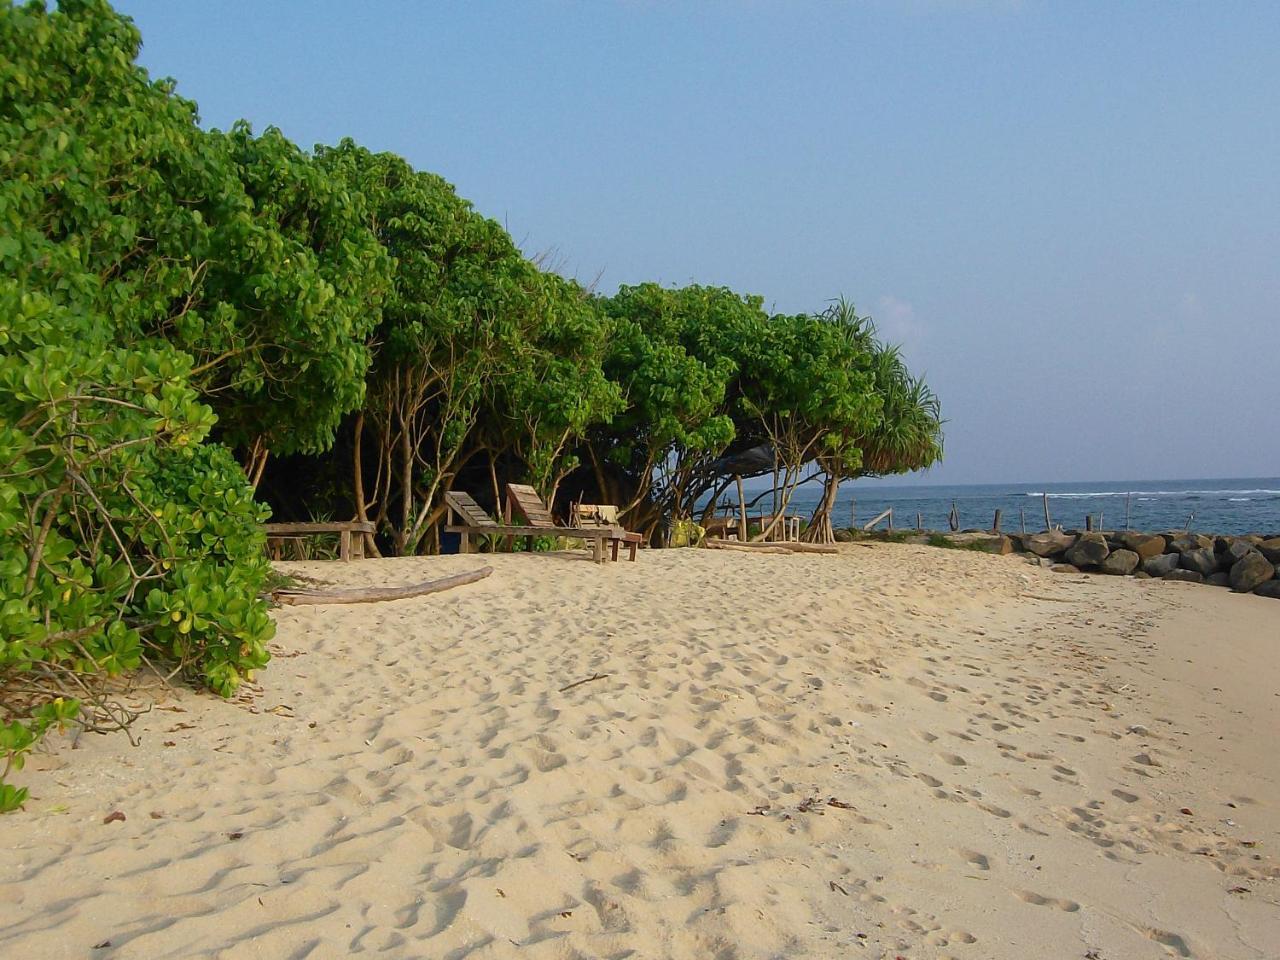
[1,545,1276,959]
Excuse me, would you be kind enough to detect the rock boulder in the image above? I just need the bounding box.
[1254,579,1280,599]
[1050,563,1081,574]
[1259,538,1280,564]
[1022,531,1076,558]
[1164,569,1204,584]
[1142,553,1180,577]
[1118,532,1166,560]
[1064,533,1109,568]
[1229,552,1275,593]
[1179,547,1218,577]
[1168,534,1213,554]
[1217,539,1255,568]
[1100,549,1140,576]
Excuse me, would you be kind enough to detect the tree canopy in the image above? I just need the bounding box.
[0,0,941,809]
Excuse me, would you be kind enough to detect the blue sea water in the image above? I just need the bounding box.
[758,478,1280,537]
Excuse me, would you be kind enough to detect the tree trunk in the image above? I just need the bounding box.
[352,411,382,558]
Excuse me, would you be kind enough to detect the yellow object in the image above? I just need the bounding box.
[669,519,706,548]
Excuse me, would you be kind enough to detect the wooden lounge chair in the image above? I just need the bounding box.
[444,490,613,564]
[572,502,643,561]
[504,483,642,562]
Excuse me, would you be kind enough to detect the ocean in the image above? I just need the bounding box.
[749,477,1280,537]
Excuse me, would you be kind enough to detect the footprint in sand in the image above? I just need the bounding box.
[1013,889,1080,912]
[1127,922,1193,958]
[955,848,990,870]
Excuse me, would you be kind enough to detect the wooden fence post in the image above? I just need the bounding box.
[735,474,748,542]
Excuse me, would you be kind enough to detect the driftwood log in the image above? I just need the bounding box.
[704,538,843,556]
[707,538,839,556]
[774,541,840,555]
[273,566,493,605]
[705,539,793,555]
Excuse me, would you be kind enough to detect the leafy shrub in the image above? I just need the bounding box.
[0,286,274,811]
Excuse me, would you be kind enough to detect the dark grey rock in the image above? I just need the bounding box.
[1164,569,1204,584]
[1168,534,1213,554]
[1133,570,1153,579]
[1142,553,1180,577]
[1206,572,1230,587]
[1065,532,1109,568]
[1050,563,1081,574]
[1230,552,1275,592]
[1259,538,1280,564]
[834,529,855,542]
[1179,547,1218,576]
[1100,549,1140,576]
[1254,580,1280,599]
[1217,539,1255,568]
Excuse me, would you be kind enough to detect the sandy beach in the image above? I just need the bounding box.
[1,545,1276,959]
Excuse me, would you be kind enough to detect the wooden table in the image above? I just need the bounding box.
[263,521,376,561]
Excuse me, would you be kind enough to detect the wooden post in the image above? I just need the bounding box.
[1042,492,1052,532]
[736,474,748,543]
[948,501,959,532]
[850,498,856,530]
[1085,514,1093,532]
[1124,492,1132,530]
[863,507,893,530]
[1019,509,1026,534]
[1098,509,1104,531]
[916,512,923,532]
[992,509,1002,533]
[339,528,352,562]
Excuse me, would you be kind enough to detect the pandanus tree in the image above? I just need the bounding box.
[738,308,879,542]
[803,302,944,542]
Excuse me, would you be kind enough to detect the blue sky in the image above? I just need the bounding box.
[116,0,1280,484]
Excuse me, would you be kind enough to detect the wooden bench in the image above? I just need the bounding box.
[572,502,643,561]
[507,484,641,562]
[263,521,375,562]
[444,491,614,564]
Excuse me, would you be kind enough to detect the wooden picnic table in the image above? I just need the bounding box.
[263,521,375,562]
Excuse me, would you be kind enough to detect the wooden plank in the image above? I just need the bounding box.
[274,567,493,605]
[445,524,596,537]
[263,521,375,535]
[444,491,498,528]
[506,483,557,527]
[862,507,892,531]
